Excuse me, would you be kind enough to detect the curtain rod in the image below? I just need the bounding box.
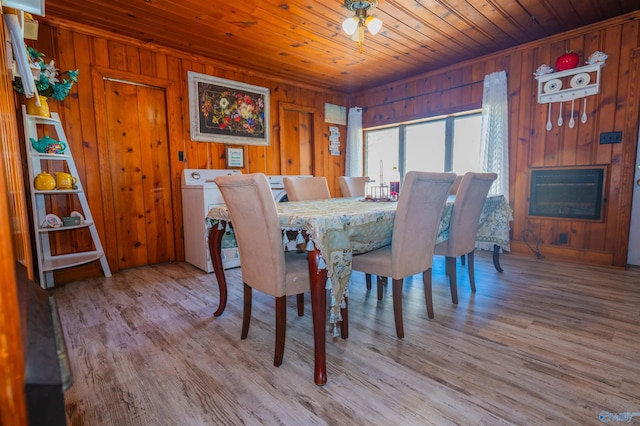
[362,79,484,111]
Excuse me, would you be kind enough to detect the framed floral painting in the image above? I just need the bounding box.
[188,71,270,145]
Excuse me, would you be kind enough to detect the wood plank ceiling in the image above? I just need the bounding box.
[43,0,640,93]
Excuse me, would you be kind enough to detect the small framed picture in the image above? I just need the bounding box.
[226,146,245,168]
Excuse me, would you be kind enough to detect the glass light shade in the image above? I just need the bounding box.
[351,24,364,43]
[366,16,382,35]
[342,16,359,35]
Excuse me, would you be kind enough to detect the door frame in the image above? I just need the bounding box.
[619,48,640,266]
[91,67,180,272]
[279,102,317,175]
[629,121,640,266]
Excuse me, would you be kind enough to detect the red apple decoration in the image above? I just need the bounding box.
[555,51,580,71]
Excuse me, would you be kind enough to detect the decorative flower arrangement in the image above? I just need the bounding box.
[199,89,265,136]
[586,51,608,65]
[12,46,79,101]
[533,64,553,77]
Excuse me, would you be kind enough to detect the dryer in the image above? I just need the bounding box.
[267,174,313,251]
[267,175,313,202]
[181,169,241,272]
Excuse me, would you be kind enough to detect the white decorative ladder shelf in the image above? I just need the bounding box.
[22,106,111,288]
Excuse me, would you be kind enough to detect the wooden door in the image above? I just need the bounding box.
[279,102,316,175]
[104,79,175,269]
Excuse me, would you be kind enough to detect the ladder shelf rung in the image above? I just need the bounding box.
[42,251,105,271]
[29,114,60,125]
[31,152,72,159]
[38,221,94,233]
[34,189,83,194]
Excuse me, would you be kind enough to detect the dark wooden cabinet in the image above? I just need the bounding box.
[16,262,72,425]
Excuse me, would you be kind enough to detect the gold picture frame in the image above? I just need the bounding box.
[226,146,245,168]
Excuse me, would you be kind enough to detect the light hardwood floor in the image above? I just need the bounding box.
[54,252,640,425]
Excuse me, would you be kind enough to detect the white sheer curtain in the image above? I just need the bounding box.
[345,107,363,176]
[4,13,37,97]
[480,70,509,201]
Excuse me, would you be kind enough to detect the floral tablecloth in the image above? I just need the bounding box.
[207,195,512,331]
[438,195,512,251]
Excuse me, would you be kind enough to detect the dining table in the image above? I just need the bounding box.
[206,194,512,386]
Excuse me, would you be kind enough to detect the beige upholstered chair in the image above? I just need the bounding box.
[351,171,456,337]
[214,173,315,367]
[449,174,463,195]
[283,176,331,201]
[338,176,370,197]
[434,172,497,304]
[338,176,378,290]
[338,175,380,290]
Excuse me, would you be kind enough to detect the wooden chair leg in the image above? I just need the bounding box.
[365,273,372,290]
[446,256,458,304]
[296,293,304,316]
[467,250,476,292]
[422,269,434,319]
[377,275,384,301]
[241,283,252,339]
[392,278,405,338]
[274,295,287,367]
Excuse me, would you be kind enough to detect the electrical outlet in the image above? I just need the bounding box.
[599,131,622,144]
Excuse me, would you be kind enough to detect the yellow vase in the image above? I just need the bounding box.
[25,95,50,117]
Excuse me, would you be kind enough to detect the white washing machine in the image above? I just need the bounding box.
[181,169,242,272]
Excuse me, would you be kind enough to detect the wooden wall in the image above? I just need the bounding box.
[21,19,348,280]
[10,13,640,282]
[0,11,29,424]
[353,13,640,267]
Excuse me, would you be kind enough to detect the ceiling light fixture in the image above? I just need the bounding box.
[342,0,382,52]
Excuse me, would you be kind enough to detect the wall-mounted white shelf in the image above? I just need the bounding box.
[535,62,605,104]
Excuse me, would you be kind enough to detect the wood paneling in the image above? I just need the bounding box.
[12,13,640,284]
[41,1,640,93]
[1,20,33,274]
[0,14,28,425]
[353,14,640,267]
[21,21,347,281]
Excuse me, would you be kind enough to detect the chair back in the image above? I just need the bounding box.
[215,173,287,296]
[449,175,463,195]
[390,171,456,278]
[283,176,331,201]
[338,176,370,197]
[447,172,498,255]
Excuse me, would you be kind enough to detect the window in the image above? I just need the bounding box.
[364,111,482,184]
